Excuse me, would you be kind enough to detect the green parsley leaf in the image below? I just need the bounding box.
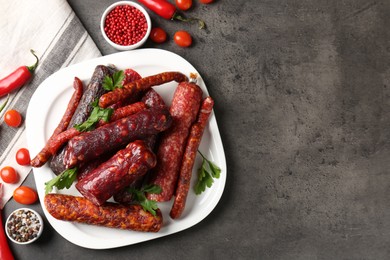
[102,70,125,91]
[44,167,78,194]
[142,184,162,194]
[0,94,9,113]
[74,99,113,132]
[194,151,221,195]
[126,184,161,216]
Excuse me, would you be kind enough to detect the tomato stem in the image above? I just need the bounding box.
[26,49,39,73]
[172,13,206,29]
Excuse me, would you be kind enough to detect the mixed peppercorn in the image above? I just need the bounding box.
[6,209,42,243]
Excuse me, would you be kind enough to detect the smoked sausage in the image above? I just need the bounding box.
[44,193,162,232]
[63,107,172,169]
[75,140,156,206]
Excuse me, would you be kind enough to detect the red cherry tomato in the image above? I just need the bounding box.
[199,0,213,3]
[0,166,19,184]
[174,31,192,47]
[175,0,192,10]
[16,148,30,166]
[13,186,38,205]
[150,27,168,43]
[4,109,22,127]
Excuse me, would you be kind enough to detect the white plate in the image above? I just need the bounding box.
[26,49,226,249]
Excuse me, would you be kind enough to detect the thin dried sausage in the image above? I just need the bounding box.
[30,77,83,167]
[99,72,188,108]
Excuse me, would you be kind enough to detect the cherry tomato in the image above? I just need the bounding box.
[0,166,19,184]
[199,0,213,3]
[16,148,30,166]
[13,186,38,205]
[150,27,168,43]
[4,109,22,127]
[175,0,192,10]
[174,30,192,47]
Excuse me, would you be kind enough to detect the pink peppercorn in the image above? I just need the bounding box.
[104,5,148,46]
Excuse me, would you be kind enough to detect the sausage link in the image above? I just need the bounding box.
[99,72,188,108]
[103,101,147,124]
[31,77,83,167]
[75,140,156,206]
[170,97,214,219]
[64,108,172,169]
[44,193,162,232]
[147,82,203,202]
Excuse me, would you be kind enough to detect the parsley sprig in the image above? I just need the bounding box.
[194,151,221,195]
[0,94,9,113]
[45,167,78,194]
[126,184,161,216]
[102,70,125,91]
[74,99,113,132]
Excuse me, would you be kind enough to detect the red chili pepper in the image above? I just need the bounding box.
[137,0,205,29]
[0,50,39,98]
[0,184,15,260]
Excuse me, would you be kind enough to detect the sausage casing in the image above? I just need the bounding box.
[44,193,162,232]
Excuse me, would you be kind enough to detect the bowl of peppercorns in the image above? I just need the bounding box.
[5,208,43,245]
[101,1,152,51]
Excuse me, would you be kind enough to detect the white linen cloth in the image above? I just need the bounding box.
[0,0,101,208]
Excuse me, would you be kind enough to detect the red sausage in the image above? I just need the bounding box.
[102,101,147,125]
[75,140,156,206]
[99,72,188,108]
[44,193,162,232]
[170,96,214,219]
[63,107,171,169]
[147,81,203,202]
[30,77,83,167]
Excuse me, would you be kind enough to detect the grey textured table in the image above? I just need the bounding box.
[4,0,390,259]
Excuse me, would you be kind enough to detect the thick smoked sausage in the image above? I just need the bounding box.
[44,193,162,232]
[63,108,171,169]
[75,140,156,206]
